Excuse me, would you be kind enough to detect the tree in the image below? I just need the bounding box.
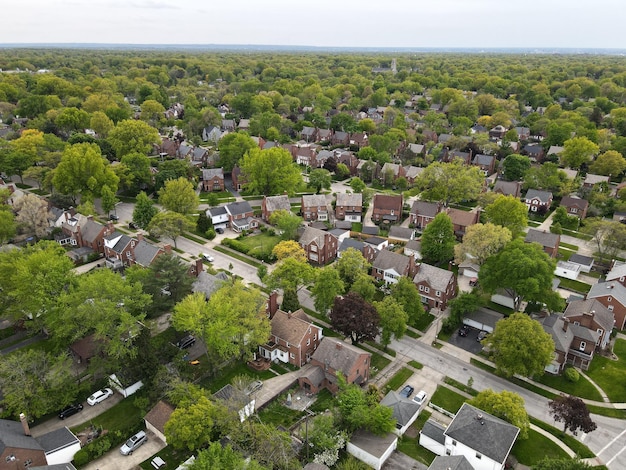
[487,312,555,378]
[90,111,114,137]
[218,132,257,172]
[239,147,303,195]
[0,129,44,183]
[100,184,118,215]
[158,177,199,214]
[228,420,299,470]
[335,247,370,290]
[414,160,484,205]
[502,154,531,181]
[196,211,212,234]
[479,239,562,312]
[132,191,158,229]
[549,395,597,435]
[349,177,366,193]
[312,266,344,314]
[374,296,408,349]
[309,169,332,193]
[268,257,316,292]
[421,212,455,264]
[589,149,626,176]
[448,292,484,326]
[330,292,379,344]
[454,223,512,265]
[581,218,626,261]
[120,152,152,191]
[484,195,528,235]
[390,276,425,326]
[0,211,16,244]
[52,143,119,204]
[336,374,395,435]
[148,211,193,248]
[172,281,270,363]
[281,287,300,312]
[561,136,599,169]
[271,240,306,262]
[468,389,530,438]
[307,414,348,467]
[533,458,595,470]
[524,162,569,193]
[349,273,377,302]
[14,193,51,238]
[154,159,194,191]
[55,107,90,136]
[335,163,351,179]
[190,442,267,470]
[108,119,161,158]
[269,209,302,240]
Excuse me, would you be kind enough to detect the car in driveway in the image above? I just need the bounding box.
[477,330,488,342]
[399,385,414,398]
[87,388,114,406]
[215,227,225,234]
[109,214,119,221]
[458,325,468,337]
[120,430,147,455]
[413,390,428,406]
[177,334,196,349]
[58,403,83,419]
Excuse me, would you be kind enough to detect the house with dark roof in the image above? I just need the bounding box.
[583,173,610,189]
[514,127,530,141]
[564,298,614,349]
[493,180,521,198]
[364,236,388,251]
[560,196,588,219]
[413,262,457,310]
[371,194,403,224]
[446,208,480,239]
[338,239,378,263]
[206,206,229,227]
[301,194,330,222]
[299,226,338,265]
[331,131,349,146]
[259,309,323,367]
[524,229,560,258]
[489,125,507,140]
[523,143,545,162]
[350,132,369,149]
[388,226,416,243]
[201,168,224,192]
[410,201,442,230]
[606,261,626,288]
[586,281,626,330]
[131,235,165,268]
[524,189,553,213]
[103,231,133,269]
[261,195,292,222]
[201,125,222,143]
[419,403,519,470]
[472,154,496,175]
[427,455,473,470]
[380,391,421,436]
[192,271,229,300]
[231,165,247,191]
[568,254,594,274]
[372,250,417,285]
[300,126,318,142]
[335,193,363,222]
[298,339,371,394]
[346,429,397,470]
[144,400,174,444]
[60,214,112,255]
[225,201,258,232]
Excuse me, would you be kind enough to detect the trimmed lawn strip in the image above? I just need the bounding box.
[370,351,391,378]
[397,410,437,465]
[70,397,144,437]
[408,360,423,370]
[586,338,626,403]
[140,446,191,470]
[443,377,478,396]
[309,388,335,414]
[556,276,592,294]
[529,417,595,458]
[405,329,420,339]
[485,301,515,316]
[512,428,569,465]
[200,362,277,393]
[430,385,466,414]
[534,368,603,401]
[382,367,413,392]
[213,245,263,268]
[413,312,435,332]
[237,233,281,255]
[257,399,305,428]
[560,242,579,251]
[365,340,396,357]
[561,228,592,241]
[182,232,207,244]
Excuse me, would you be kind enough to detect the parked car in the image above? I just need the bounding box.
[109,214,119,221]
[413,390,428,406]
[246,380,263,395]
[128,222,138,229]
[215,227,225,234]
[477,330,488,342]
[120,430,147,455]
[87,388,114,406]
[177,334,196,349]
[58,403,83,419]
[458,325,468,337]
[399,385,414,398]
[202,252,214,262]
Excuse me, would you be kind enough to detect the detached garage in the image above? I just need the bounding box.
[463,308,504,333]
[347,429,397,470]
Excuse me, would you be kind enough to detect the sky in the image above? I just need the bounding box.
[2,0,626,49]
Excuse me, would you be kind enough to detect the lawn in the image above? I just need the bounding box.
[237,233,281,259]
[534,368,603,401]
[586,338,626,402]
[140,446,192,470]
[511,429,569,465]
[555,276,592,294]
[370,351,392,377]
[413,312,435,332]
[199,361,277,393]
[257,398,305,428]
[397,410,437,465]
[70,396,144,437]
[309,388,335,414]
[529,417,595,459]
[382,367,413,392]
[429,385,466,414]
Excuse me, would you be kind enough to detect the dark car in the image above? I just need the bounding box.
[215,227,225,234]
[177,334,196,349]
[399,385,414,398]
[59,403,83,419]
[129,222,138,229]
[458,325,468,337]
[109,214,119,221]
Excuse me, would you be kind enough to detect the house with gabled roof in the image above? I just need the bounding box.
[332,131,349,146]
[606,260,626,288]
[301,194,330,222]
[192,271,229,300]
[103,231,134,269]
[380,162,405,184]
[524,189,553,213]
[371,194,403,225]
[144,401,174,444]
[381,391,421,436]
[427,455,473,470]
[560,196,588,219]
[586,281,626,330]
[225,201,258,232]
[419,403,519,470]
[206,205,229,227]
[583,173,610,189]
[259,309,323,367]
[231,165,246,191]
[493,180,521,198]
[372,250,417,285]
[489,125,507,140]
[523,143,545,162]
[60,214,112,255]
[407,143,425,157]
[350,132,368,148]
[525,229,560,258]
[300,126,318,142]
[261,195,292,222]
[338,239,378,263]
[472,154,496,175]
[410,201,442,229]
[413,262,457,310]
[299,226,338,265]
[403,166,423,186]
[130,234,165,268]
[201,168,224,192]
[446,208,480,239]
[335,193,363,222]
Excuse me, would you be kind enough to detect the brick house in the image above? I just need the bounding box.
[298,340,371,394]
[523,143,545,162]
[201,168,225,192]
[372,250,417,285]
[338,239,378,264]
[300,126,319,142]
[524,189,553,213]
[301,194,330,222]
[587,281,626,330]
[103,232,134,269]
[225,201,258,232]
[446,208,480,239]
[231,165,247,191]
[261,195,292,221]
[410,201,442,229]
[560,196,589,219]
[332,131,350,146]
[371,194,403,224]
[524,229,560,258]
[493,180,521,198]
[606,261,626,289]
[259,309,323,367]
[60,213,112,255]
[471,154,496,175]
[335,193,363,222]
[413,262,457,310]
[299,226,338,265]
[380,163,405,185]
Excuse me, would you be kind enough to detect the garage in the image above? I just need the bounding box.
[458,260,480,279]
[462,308,504,333]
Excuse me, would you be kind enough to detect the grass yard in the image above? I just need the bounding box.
[534,368,603,401]
[511,429,570,465]
[486,301,515,316]
[408,360,423,370]
[309,388,335,414]
[71,396,144,436]
[238,233,281,258]
[382,367,413,392]
[430,385,466,414]
[200,361,277,393]
[555,277,592,295]
[213,245,263,268]
[257,399,305,428]
[560,242,579,251]
[140,446,192,470]
[412,312,435,332]
[586,339,626,402]
[370,351,392,377]
[529,418,595,458]
[365,340,396,356]
[397,410,437,465]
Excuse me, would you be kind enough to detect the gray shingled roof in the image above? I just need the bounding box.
[207,206,227,217]
[525,189,552,203]
[133,239,162,267]
[226,201,253,216]
[564,298,615,333]
[311,339,370,377]
[192,271,229,299]
[373,250,410,273]
[264,195,291,213]
[587,283,626,324]
[541,314,575,353]
[299,226,335,250]
[413,263,454,292]
[348,429,397,459]
[411,200,440,217]
[445,403,519,464]
[525,229,559,248]
[493,180,520,197]
[428,455,473,470]
[0,418,43,454]
[302,194,328,208]
[36,427,79,454]
[389,226,415,240]
[420,420,446,445]
[271,309,317,347]
[569,254,594,268]
[202,168,223,180]
[336,192,362,207]
[338,238,366,254]
[380,391,420,427]
[606,261,626,283]
[81,219,105,244]
[473,154,495,166]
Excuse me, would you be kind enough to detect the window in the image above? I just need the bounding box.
[290,353,295,359]
[608,305,614,312]
[307,338,310,346]
[608,297,612,302]
[445,449,451,456]
[419,285,424,291]
[598,329,603,336]
[579,341,586,351]
[436,290,441,297]
[424,287,430,293]
[574,321,580,326]
[452,440,457,446]
[476,453,482,460]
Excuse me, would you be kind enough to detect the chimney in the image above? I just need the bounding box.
[194,259,203,276]
[164,244,172,254]
[136,233,144,241]
[69,206,76,216]
[19,413,30,436]
[266,291,279,319]
[562,317,569,332]
[287,310,292,319]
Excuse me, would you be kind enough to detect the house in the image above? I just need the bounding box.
[238,119,250,131]
[144,401,175,444]
[413,262,457,310]
[489,125,507,140]
[525,229,560,258]
[446,208,480,239]
[371,194,403,224]
[523,143,545,162]
[338,239,378,263]
[261,195,292,222]
[259,309,323,367]
[583,173,610,189]
[493,180,521,198]
[404,166,423,186]
[568,254,595,274]
[190,147,210,167]
[463,308,503,334]
[329,228,350,245]
[346,429,397,470]
[410,201,442,230]
[300,126,318,142]
[201,168,224,192]
[407,143,425,157]
[564,298,614,350]
[318,128,333,142]
[555,261,581,280]
[221,119,236,132]
[364,236,389,251]
[447,150,471,165]
[472,154,496,175]
[298,339,371,394]
[301,194,330,222]
[514,127,530,140]
[419,403,519,470]
[60,214,111,254]
[560,196,588,219]
[586,281,626,330]
[388,226,416,243]
[332,131,349,146]
[335,193,363,222]
[299,226,338,265]
[380,162,405,184]
[206,206,229,228]
[225,201,258,232]
[547,146,564,159]
[231,165,247,191]
[350,132,369,148]
[103,231,133,269]
[427,455,473,470]
[524,189,553,213]
[381,391,421,436]
[192,271,229,300]
[372,250,417,285]
[403,239,422,260]
[131,236,165,268]
[606,261,626,288]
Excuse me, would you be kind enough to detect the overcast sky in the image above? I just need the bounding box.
[2,0,626,49]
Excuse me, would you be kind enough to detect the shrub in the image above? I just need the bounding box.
[222,238,250,254]
[550,222,563,234]
[73,449,89,467]
[206,228,216,240]
[564,367,580,383]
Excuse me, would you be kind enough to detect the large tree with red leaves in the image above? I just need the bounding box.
[330,292,379,344]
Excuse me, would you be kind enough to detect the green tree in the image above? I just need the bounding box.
[196,211,212,234]
[549,395,597,435]
[414,160,484,205]
[271,240,307,262]
[307,414,348,467]
[484,195,529,235]
[349,177,366,193]
[336,374,395,435]
[349,273,377,302]
[269,209,302,240]
[190,442,267,470]
[158,177,199,214]
[55,107,90,136]
[154,159,194,191]
[487,312,555,378]
[581,218,626,261]
[218,132,258,172]
[90,111,115,137]
[533,458,594,470]
[132,191,158,229]
[524,162,569,194]
[108,119,161,158]
[390,276,425,326]
[468,389,530,438]
[148,211,193,248]
[309,169,332,193]
[120,152,152,191]
[330,292,379,344]
[0,129,45,183]
[267,257,316,292]
[561,136,599,169]
[479,239,562,312]
[374,296,408,349]
[0,211,16,244]
[421,212,455,264]
[312,266,344,314]
[281,287,300,312]
[100,184,118,215]
[502,154,531,181]
[335,247,370,290]
[448,292,484,327]
[239,147,303,195]
[589,150,626,176]
[454,222,512,265]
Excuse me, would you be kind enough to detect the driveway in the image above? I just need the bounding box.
[83,430,166,470]
[446,326,485,355]
[254,364,313,410]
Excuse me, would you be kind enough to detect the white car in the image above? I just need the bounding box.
[87,388,114,406]
[413,390,428,406]
[202,253,214,262]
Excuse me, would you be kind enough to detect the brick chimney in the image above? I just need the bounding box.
[194,259,203,276]
[562,317,569,332]
[164,244,172,254]
[19,413,30,436]
[266,291,279,319]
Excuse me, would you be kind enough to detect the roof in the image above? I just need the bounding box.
[381,162,402,176]
[606,261,626,282]
[144,400,175,434]
[525,189,552,203]
[207,206,228,217]
[420,420,446,445]
[411,200,440,217]
[202,168,223,180]
[525,229,559,248]
[493,180,521,197]
[30,464,77,470]
[82,218,106,244]
[373,194,402,211]
[589,281,626,309]
[264,195,291,213]
[311,339,370,377]
[473,154,495,166]
[541,314,575,353]
[563,298,615,332]
[36,427,79,454]
[0,418,43,454]
[361,225,379,236]
[300,226,335,250]
[445,403,519,464]
[447,208,479,228]
[192,271,229,299]
[404,166,423,179]
[271,309,317,346]
[380,391,420,426]
[373,250,411,274]
[547,145,564,155]
[336,192,362,207]
[465,308,504,330]
[339,238,366,254]
[226,201,253,216]
[302,194,328,208]
[428,455,473,470]
[348,429,397,458]
[569,254,594,267]
[413,263,454,291]
[561,196,588,210]
[105,232,132,253]
[584,173,609,185]
[133,239,162,267]
[388,226,415,240]
[365,236,387,246]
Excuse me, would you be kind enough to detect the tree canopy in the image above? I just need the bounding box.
[239,147,303,196]
[483,195,528,235]
[454,222,512,265]
[330,292,379,344]
[413,160,484,205]
[158,176,199,214]
[421,212,455,264]
[549,395,597,436]
[468,389,530,438]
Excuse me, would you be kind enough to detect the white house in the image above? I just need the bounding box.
[555,260,581,281]
[39,427,82,466]
[206,206,229,228]
[109,373,143,398]
[490,289,518,310]
[346,429,397,470]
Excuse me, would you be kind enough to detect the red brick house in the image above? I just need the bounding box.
[335,193,363,222]
[259,309,323,367]
[299,226,338,265]
[524,189,553,213]
[201,168,225,192]
[261,195,292,221]
[541,313,601,373]
[372,250,418,285]
[560,196,589,219]
[446,208,480,239]
[301,194,330,222]
[231,165,247,191]
[493,180,521,198]
[60,213,112,255]
[413,262,457,310]
[103,232,134,269]
[380,163,406,185]
[472,154,496,175]
[350,132,369,149]
[225,201,258,232]
[587,281,626,330]
[410,201,442,229]
[524,229,560,258]
[371,194,403,224]
[564,298,615,351]
[298,339,371,394]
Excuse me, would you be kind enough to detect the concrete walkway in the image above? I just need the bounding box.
[529,423,576,458]
[578,369,611,403]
